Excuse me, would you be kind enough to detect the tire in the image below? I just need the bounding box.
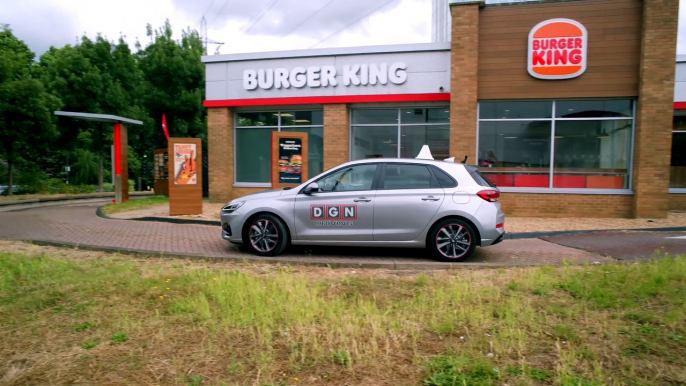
[243,214,289,257]
[428,219,476,262]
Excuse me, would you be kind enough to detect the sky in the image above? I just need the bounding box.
[2,0,686,58]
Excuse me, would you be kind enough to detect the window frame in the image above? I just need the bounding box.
[233,109,323,187]
[476,99,636,195]
[670,128,686,193]
[349,107,451,160]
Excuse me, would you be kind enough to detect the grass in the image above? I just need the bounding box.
[100,195,169,214]
[0,243,685,385]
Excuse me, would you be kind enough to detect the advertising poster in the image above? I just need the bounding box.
[173,143,197,185]
[278,138,303,184]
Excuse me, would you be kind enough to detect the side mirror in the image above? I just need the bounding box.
[303,182,320,195]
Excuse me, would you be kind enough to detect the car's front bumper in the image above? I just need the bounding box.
[221,212,247,243]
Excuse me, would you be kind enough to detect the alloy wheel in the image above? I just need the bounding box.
[435,223,472,259]
[249,219,279,253]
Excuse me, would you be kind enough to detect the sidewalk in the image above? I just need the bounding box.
[110,202,686,234]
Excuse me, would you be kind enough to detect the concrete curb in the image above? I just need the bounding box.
[19,239,614,270]
[0,191,154,207]
[95,207,219,226]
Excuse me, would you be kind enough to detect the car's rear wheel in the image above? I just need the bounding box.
[243,214,288,256]
[428,219,476,262]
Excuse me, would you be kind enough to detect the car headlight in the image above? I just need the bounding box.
[221,201,245,214]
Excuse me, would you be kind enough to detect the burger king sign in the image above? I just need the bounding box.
[528,18,588,80]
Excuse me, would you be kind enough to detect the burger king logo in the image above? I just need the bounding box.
[528,18,588,80]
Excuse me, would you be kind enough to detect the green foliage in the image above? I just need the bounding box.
[81,341,99,350]
[423,355,499,386]
[72,149,99,185]
[0,25,61,194]
[100,195,168,214]
[332,351,350,367]
[183,374,204,386]
[0,20,206,195]
[111,331,128,344]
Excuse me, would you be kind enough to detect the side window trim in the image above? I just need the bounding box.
[379,163,438,191]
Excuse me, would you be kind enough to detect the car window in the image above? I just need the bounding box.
[383,164,433,190]
[317,164,377,192]
[431,166,458,188]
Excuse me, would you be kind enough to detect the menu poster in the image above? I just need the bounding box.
[278,138,303,184]
[173,143,197,185]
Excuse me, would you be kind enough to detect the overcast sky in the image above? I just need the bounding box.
[2,0,686,58]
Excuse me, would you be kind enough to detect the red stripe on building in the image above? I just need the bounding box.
[203,93,451,107]
[114,123,121,176]
[675,102,686,109]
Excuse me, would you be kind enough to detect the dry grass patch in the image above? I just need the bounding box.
[0,241,685,385]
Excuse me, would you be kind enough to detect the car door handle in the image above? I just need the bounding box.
[421,196,441,201]
[353,197,371,202]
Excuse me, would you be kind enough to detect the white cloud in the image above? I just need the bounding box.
[2,0,685,58]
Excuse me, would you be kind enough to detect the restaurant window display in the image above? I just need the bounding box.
[672,116,686,190]
[478,99,634,190]
[235,110,323,183]
[351,108,450,160]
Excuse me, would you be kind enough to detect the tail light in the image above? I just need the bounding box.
[477,189,500,202]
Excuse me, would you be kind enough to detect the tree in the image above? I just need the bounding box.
[137,20,206,147]
[0,25,60,195]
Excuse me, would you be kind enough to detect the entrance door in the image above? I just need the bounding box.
[373,163,445,241]
[293,163,379,241]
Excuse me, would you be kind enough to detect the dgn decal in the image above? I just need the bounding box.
[310,205,326,219]
[310,205,357,221]
[326,205,341,219]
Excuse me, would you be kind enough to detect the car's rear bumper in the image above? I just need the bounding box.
[490,232,505,246]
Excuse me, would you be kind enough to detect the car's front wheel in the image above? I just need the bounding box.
[243,214,288,256]
[428,219,476,262]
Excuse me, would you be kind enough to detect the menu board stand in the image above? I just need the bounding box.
[271,132,309,190]
[168,138,203,215]
[153,148,169,197]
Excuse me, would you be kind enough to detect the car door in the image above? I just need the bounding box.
[373,163,445,241]
[293,163,379,241]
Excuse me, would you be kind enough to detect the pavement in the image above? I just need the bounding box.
[545,231,686,261]
[0,202,635,269]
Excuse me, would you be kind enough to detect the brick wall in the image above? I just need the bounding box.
[324,104,350,171]
[449,2,480,163]
[670,193,686,211]
[501,193,634,218]
[633,0,679,218]
[208,107,232,203]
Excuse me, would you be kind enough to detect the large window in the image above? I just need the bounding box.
[478,100,634,190]
[351,108,450,161]
[235,110,323,184]
[672,116,686,190]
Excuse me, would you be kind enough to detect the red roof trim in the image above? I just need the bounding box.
[675,102,686,110]
[204,93,451,107]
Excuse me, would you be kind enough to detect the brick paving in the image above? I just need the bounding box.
[0,203,610,268]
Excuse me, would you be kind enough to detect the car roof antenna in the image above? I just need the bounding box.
[461,155,468,164]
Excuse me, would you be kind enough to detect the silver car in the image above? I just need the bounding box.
[221,158,505,262]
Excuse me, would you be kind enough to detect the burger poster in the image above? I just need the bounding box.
[278,138,303,184]
[173,143,198,185]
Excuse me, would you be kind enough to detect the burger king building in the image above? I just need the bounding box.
[204,0,683,218]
